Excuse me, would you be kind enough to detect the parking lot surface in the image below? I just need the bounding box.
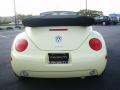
[0,26,120,90]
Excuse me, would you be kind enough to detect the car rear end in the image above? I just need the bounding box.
[11,13,107,78]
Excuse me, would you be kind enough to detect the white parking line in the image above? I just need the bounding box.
[0,35,9,39]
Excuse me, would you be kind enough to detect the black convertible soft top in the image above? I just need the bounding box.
[22,15,95,27]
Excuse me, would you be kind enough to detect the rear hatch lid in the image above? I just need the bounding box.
[25,26,91,51]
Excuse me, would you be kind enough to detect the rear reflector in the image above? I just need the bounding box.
[49,29,68,31]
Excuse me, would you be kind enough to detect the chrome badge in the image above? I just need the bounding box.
[55,35,62,43]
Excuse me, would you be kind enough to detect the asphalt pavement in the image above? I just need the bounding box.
[0,26,120,90]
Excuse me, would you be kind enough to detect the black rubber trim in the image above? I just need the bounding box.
[22,15,95,27]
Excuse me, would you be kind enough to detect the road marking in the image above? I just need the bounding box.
[0,35,9,39]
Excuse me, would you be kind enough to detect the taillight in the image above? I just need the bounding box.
[15,39,28,52]
[89,38,102,51]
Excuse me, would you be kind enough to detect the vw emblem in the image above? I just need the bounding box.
[55,35,62,43]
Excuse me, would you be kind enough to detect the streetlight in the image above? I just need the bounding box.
[86,0,88,11]
[14,0,17,27]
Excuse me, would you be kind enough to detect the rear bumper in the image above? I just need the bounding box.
[18,69,98,78]
[11,51,107,78]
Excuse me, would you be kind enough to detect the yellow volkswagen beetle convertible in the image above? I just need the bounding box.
[11,11,107,78]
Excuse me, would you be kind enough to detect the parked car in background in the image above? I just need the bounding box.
[94,16,111,25]
[94,15,120,25]
[109,16,119,25]
[0,27,4,30]
[6,27,13,30]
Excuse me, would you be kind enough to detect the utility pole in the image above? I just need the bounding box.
[14,0,17,27]
[85,0,88,16]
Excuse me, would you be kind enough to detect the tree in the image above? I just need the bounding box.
[16,14,32,20]
[0,17,12,25]
[77,9,103,17]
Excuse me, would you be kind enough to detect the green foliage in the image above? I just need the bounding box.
[16,14,32,20]
[77,9,103,17]
[0,21,11,25]
[0,14,32,25]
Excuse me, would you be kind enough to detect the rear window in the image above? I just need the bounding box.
[40,11,77,16]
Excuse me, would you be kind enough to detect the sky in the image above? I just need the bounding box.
[0,0,120,17]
